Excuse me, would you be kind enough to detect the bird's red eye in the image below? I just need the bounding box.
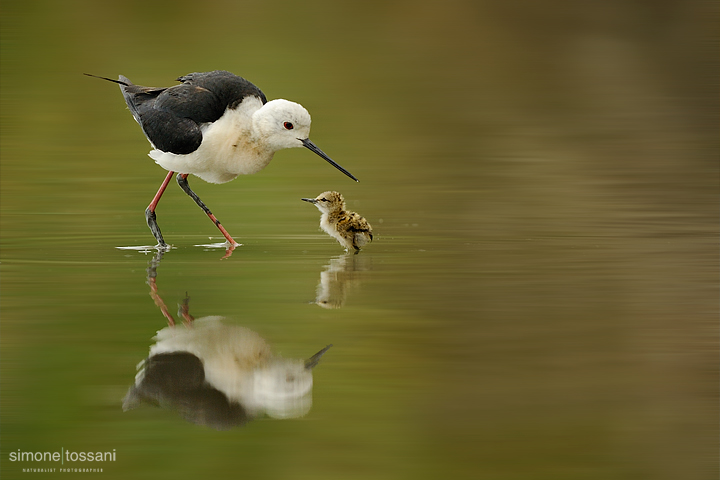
[283,122,294,130]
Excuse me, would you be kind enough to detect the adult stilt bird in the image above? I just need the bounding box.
[86,70,357,250]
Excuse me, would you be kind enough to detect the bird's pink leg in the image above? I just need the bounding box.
[178,293,195,327]
[146,171,175,248]
[147,276,177,327]
[176,173,239,248]
[146,249,176,326]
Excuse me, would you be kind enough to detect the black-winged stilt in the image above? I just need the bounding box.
[86,70,357,251]
[302,191,373,252]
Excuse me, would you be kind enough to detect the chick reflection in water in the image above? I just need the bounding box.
[314,254,372,309]
[124,295,332,430]
[302,191,373,252]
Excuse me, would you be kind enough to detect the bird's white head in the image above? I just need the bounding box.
[253,100,359,181]
[253,99,312,151]
[250,344,331,419]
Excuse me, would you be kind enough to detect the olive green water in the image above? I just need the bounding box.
[1,1,717,479]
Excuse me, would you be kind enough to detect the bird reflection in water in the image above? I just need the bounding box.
[313,253,372,309]
[124,251,332,429]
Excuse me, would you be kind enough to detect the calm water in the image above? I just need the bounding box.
[1,1,717,479]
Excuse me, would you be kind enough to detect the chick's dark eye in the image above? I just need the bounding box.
[283,122,294,130]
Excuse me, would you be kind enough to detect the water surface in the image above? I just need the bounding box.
[1,1,717,479]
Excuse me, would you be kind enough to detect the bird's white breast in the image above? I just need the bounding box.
[320,214,351,249]
[148,97,273,184]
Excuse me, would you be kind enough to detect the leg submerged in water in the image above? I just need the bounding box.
[176,173,239,246]
[146,171,175,248]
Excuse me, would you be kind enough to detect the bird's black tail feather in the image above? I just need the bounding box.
[83,73,130,86]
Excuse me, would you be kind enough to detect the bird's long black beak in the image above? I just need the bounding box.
[305,344,333,369]
[301,139,358,182]
[301,197,317,204]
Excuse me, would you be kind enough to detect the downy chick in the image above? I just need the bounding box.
[302,191,373,252]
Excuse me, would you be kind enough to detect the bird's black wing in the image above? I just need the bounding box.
[177,70,267,108]
[117,75,164,128]
[119,75,209,154]
[119,71,266,155]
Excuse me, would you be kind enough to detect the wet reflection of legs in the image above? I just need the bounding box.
[145,250,177,326]
[178,293,194,326]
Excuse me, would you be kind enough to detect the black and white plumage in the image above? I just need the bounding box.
[87,70,357,250]
[120,71,267,162]
[123,315,333,430]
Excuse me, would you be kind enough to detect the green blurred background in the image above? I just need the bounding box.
[1,1,717,479]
